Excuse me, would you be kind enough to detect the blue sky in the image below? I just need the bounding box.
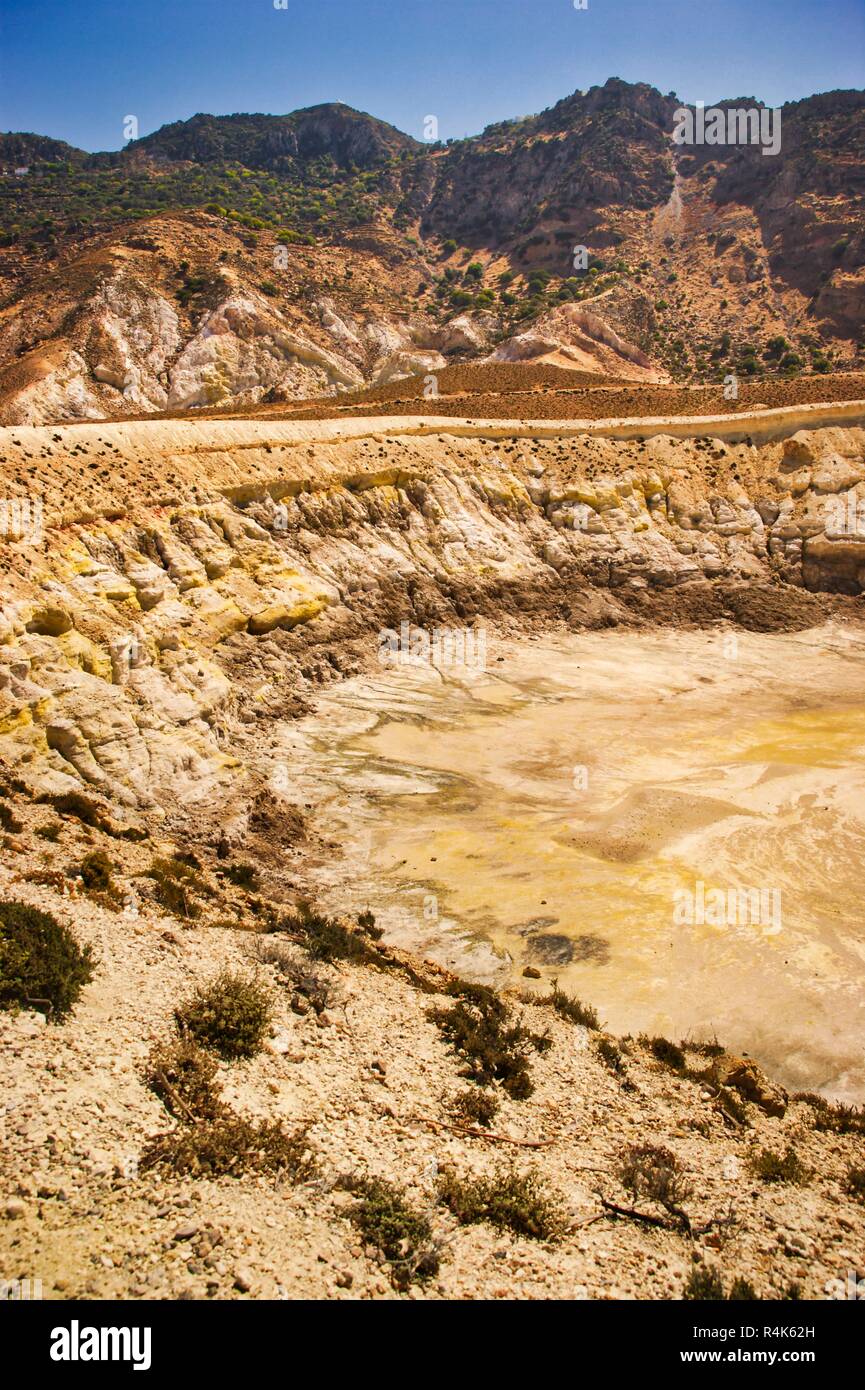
[1,0,862,151]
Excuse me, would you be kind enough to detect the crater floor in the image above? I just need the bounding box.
[288,622,865,1102]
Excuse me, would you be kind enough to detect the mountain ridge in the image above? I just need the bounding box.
[0,77,861,424]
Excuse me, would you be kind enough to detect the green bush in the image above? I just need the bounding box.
[0,899,94,1019]
[141,1113,311,1179]
[77,850,115,893]
[341,1176,439,1289]
[749,1146,811,1185]
[438,1166,564,1241]
[429,981,549,1100]
[175,970,272,1060]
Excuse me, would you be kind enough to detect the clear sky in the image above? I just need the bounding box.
[1,0,862,152]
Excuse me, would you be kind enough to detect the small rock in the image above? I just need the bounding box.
[233,1265,254,1293]
[522,966,541,979]
[335,1270,353,1289]
[4,1199,26,1219]
[173,1223,199,1241]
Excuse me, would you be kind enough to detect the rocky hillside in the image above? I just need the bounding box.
[0,81,862,424]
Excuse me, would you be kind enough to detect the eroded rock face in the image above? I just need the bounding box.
[0,410,860,822]
[718,1057,789,1118]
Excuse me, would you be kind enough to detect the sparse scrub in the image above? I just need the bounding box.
[340,1176,439,1289]
[798,1093,865,1136]
[147,855,209,920]
[141,1114,312,1180]
[0,801,23,833]
[175,970,272,1060]
[716,1086,750,1127]
[682,1266,725,1300]
[844,1165,865,1201]
[0,899,94,1019]
[438,1166,565,1241]
[428,981,549,1100]
[683,1267,759,1300]
[256,938,334,1015]
[357,909,382,939]
[223,861,259,890]
[645,1035,686,1070]
[543,981,600,1030]
[144,1035,223,1121]
[596,1037,625,1073]
[684,1036,725,1059]
[619,1143,692,1215]
[749,1146,812,1185]
[450,1088,499,1128]
[277,900,382,965]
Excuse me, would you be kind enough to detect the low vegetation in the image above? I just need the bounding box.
[542,981,600,1030]
[75,850,123,910]
[340,1176,439,1290]
[0,800,23,833]
[143,1035,224,1121]
[428,981,550,1100]
[798,1092,865,1136]
[618,1143,692,1218]
[437,1166,565,1241]
[273,900,383,965]
[683,1266,758,1300]
[749,1146,812,1186]
[255,938,334,1015]
[222,861,259,890]
[449,1088,499,1128]
[645,1035,686,1071]
[141,1113,312,1180]
[0,899,94,1018]
[844,1165,865,1202]
[174,970,272,1060]
[147,855,210,920]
